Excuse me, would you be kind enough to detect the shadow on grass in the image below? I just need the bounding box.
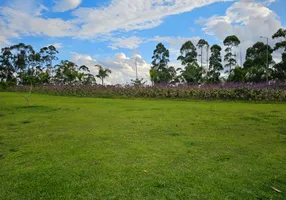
[241,116,262,122]
[15,105,64,113]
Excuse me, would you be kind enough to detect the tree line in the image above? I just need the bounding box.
[150,28,286,84]
[0,44,112,87]
[0,28,285,87]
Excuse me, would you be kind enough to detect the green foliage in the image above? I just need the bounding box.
[177,40,197,66]
[272,28,286,81]
[207,44,223,83]
[179,62,205,84]
[0,43,96,86]
[6,84,286,102]
[55,60,95,84]
[96,65,111,85]
[131,78,147,86]
[150,43,175,84]
[228,66,246,82]
[244,42,274,82]
[224,35,241,73]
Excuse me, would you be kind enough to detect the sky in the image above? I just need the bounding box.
[0,0,285,84]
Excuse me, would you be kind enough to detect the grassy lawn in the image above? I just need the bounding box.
[0,92,286,200]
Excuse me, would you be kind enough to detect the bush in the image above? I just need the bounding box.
[3,83,286,102]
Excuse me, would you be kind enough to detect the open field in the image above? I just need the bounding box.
[0,92,286,200]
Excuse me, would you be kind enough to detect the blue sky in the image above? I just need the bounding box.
[0,0,285,84]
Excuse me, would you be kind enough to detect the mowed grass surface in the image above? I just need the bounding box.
[0,92,286,200]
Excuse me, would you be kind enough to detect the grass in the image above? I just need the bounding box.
[0,92,286,200]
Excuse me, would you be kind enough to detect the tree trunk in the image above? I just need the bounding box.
[206,46,209,69]
[201,48,203,68]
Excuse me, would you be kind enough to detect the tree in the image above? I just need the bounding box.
[197,39,209,68]
[207,44,223,83]
[96,65,112,85]
[178,62,204,84]
[131,78,147,86]
[177,41,197,66]
[228,66,246,82]
[272,28,286,80]
[177,41,204,84]
[150,43,175,84]
[55,60,82,84]
[40,45,59,82]
[224,35,240,74]
[0,47,15,85]
[243,42,273,82]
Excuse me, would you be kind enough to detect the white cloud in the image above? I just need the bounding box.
[151,36,200,47]
[197,0,283,64]
[0,35,11,48]
[35,4,49,16]
[53,0,82,12]
[48,43,64,49]
[71,0,232,38]
[108,36,143,50]
[71,52,151,85]
[0,0,231,43]
[0,7,77,38]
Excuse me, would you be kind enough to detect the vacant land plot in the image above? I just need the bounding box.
[0,92,285,200]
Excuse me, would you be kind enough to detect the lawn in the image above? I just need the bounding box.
[0,92,286,200]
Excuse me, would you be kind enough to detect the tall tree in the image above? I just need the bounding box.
[243,42,273,82]
[223,35,240,74]
[0,47,15,85]
[207,44,223,83]
[177,41,197,66]
[177,40,203,84]
[10,43,35,74]
[96,65,112,85]
[40,45,59,81]
[150,43,175,84]
[272,28,286,80]
[197,39,209,68]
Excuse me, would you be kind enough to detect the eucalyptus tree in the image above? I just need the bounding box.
[40,45,59,81]
[207,44,223,83]
[177,40,204,84]
[150,43,175,84]
[272,28,286,80]
[197,39,209,68]
[177,40,197,65]
[244,42,273,82]
[223,35,240,74]
[0,47,15,85]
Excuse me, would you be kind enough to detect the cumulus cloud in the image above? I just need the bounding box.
[0,7,76,38]
[0,0,231,44]
[71,0,231,38]
[197,0,283,63]
[53,0,82,12]
[108,37,144,50]
[71,52,151,85]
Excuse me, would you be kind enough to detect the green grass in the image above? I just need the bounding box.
[0,92,286,200]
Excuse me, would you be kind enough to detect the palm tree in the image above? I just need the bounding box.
[95,65,112,85]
